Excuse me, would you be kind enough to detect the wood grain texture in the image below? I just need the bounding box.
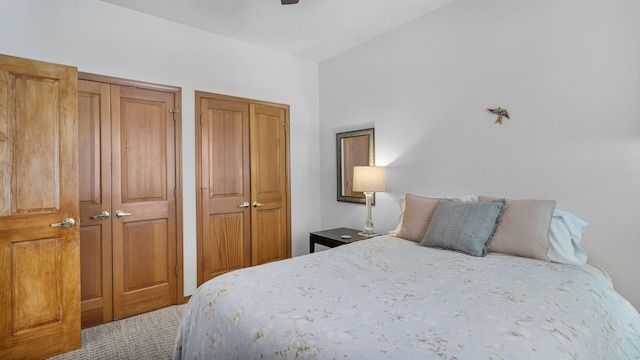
[78,79,113,328]
[78,74,183,325]
[250,104,289,266]
[111,85,177,321]
[0,54,80,359]
[199,96,251,282]
[196,92,291,286]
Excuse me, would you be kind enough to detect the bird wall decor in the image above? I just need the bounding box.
[487,107,510,124]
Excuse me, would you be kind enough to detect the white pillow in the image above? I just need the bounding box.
[457,194,479,203]
[547,209,588,266]
[388,195,406,235]
[388,194,478,236]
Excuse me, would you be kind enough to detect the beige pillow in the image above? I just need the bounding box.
[479,196,556,261]
[396,194,440,242]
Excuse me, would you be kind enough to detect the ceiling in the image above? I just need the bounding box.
[100,0,455,62]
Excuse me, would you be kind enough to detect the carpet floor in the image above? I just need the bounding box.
[49,304,186,360]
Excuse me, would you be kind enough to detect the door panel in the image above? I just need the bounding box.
[200,99,250,281]
[122,219,169,291]
[0,55,80,359]
[12,76,61,213]
[206,213,246,277]
[111,85,177,320]
[78,79,113,328]
[250,104,289,266]
[13,238,64,331]
[253,208,285,264]
[120,95,168,202]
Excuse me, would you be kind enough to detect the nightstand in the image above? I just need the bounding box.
[309,227,371,253]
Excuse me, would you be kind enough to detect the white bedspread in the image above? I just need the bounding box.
[173,236,640,359]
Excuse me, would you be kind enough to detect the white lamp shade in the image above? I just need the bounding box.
[352,166,386,192]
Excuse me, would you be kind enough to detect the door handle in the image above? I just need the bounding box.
[252,201,264,208]
[90,211,110,220]
[51,218,76,228]
[238,202,250,208]
[114,210,132,218]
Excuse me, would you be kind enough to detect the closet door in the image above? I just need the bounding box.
[196,92,291,286]
[78,80,113,328]
[250,104,290,265]
[0,55,80,358]
[199,98,251,281]
[111,85,178,319]
[78,75,182,326]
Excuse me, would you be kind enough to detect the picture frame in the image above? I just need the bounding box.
[336,128,375,204]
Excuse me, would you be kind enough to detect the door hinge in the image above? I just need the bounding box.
[175,265,179,276]
[169,109,179,122]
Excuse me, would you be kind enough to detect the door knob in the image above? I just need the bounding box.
[51,218,76,228]
[238,202,250,208]
[90,211,110,220]
[252,201,264,208]
[114,210,132,218]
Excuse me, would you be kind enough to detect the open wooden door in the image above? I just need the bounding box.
[0,55,80,358]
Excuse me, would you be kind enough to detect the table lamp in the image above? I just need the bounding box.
[352,166,386,237]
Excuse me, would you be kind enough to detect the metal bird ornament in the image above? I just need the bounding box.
[487,107,510,124]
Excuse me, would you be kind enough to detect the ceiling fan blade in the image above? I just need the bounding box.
[281,0,299,4]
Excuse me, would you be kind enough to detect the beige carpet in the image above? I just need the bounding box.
[49,305,186,360]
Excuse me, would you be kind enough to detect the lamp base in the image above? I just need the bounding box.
[358,231,379,238]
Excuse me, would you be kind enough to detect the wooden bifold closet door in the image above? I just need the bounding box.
[78,75,183,328]
[196,92,291,286]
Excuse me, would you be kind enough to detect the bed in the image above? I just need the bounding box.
[173,194,640,359]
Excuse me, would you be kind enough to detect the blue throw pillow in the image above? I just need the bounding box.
[420,199,505,256]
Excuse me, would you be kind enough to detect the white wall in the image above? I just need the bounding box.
[0,0,321,297]
[320,0,640,310]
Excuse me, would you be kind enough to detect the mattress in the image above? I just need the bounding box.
[173,236,640,359]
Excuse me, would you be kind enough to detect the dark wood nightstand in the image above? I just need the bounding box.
[309,227,371,253]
